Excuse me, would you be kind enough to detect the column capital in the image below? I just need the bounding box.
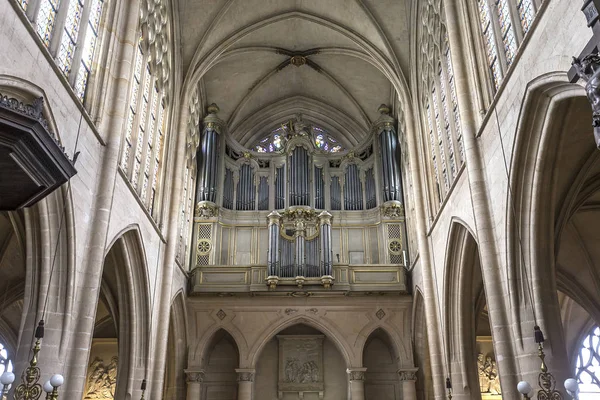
[203,103,225,134]
[372,104,396,134]
[267,210,283,226]
[318,210,333,225]
[398,368,418,382]
[184,369,205,383]
[235,368,256,382]
[346,367,367,381]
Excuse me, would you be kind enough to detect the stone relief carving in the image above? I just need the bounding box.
[278,335,324,398]
[83,357,118,399]
[477,353,501,395]
[398,369,418,381]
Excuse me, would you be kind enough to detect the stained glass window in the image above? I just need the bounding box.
[517,0,535,34]
[495,0,517,65]
[36,0,61,46]
[438,63,456,179]
[426,103,440,186]
[253,125,343,153]
[141,86,159,203]
[17,0,28,10]
[57,0,84,76]
[444,39,464,163]
[121,43,144,171]
[313,127,343,153]
[149,102,166,213]
[575,326,600,399]
[431,88,449,190]
[74,0,105,100]
[131,64,152,188]
[478,0,502,90]
[254,127,286,153]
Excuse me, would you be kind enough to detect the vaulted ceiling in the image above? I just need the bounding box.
[176,0,413,147]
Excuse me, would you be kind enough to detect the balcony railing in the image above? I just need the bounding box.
[190,264,407,295]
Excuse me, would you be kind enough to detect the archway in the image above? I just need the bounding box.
[363,328,401,399]
[163,292,187,400]
[82,230,150,400]
[254,323,346,399]
[202,329,240,399]
[445,223,500,400]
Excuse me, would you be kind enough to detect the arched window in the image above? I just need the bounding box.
[475,0,542,91]
[120,38,169,217]
[419,1,464,213]
[0,342,13,378]
[253,125,343,153]
[176,89,201,265]
[575,326,600,398]
[17,0,106,102]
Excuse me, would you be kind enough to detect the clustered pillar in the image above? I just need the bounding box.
[374,104,403,202]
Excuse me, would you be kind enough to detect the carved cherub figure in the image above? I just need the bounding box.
[573,54,600,147]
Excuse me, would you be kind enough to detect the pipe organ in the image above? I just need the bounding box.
[190,105,409,291]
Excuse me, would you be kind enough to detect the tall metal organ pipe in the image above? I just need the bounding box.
[267,211,282,276]
[375,105,403,202]
[195,105,223,203]
[319,211,333,276]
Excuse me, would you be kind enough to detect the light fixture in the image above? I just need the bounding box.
[0,371,15,395]
[12,321,65,399]
[514,326,564,399]
[564,378,579,400]
[517,380,533,399]
[41,374,64,400]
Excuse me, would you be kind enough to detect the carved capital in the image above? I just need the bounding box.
[185,369,205,384]
[398,368,418,382]
[195,201,219,219]
[346,368,367,381]
[236,369,255,382]
[317,210,333,225]
[381,200,404,219]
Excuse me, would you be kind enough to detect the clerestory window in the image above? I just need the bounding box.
[475,0,542,91]
[120,38,168,217]
[17,0,106,102]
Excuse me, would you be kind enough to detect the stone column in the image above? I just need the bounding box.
[398,368,418,400]
[185,369,205,400]
[236,368,255,400]
[347,368,367,400]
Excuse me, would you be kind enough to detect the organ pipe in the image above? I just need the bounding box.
[195,105,223,203]
[375,105,403,203]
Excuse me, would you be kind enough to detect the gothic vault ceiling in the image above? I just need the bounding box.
[175,0,413,147]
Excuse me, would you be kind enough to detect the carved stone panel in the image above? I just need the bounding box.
[83,357,118,399]
[277,335,325,399]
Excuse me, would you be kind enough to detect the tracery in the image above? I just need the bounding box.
[576,326,600,399]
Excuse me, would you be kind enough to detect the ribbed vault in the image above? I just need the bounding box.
[176,0,412,144]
